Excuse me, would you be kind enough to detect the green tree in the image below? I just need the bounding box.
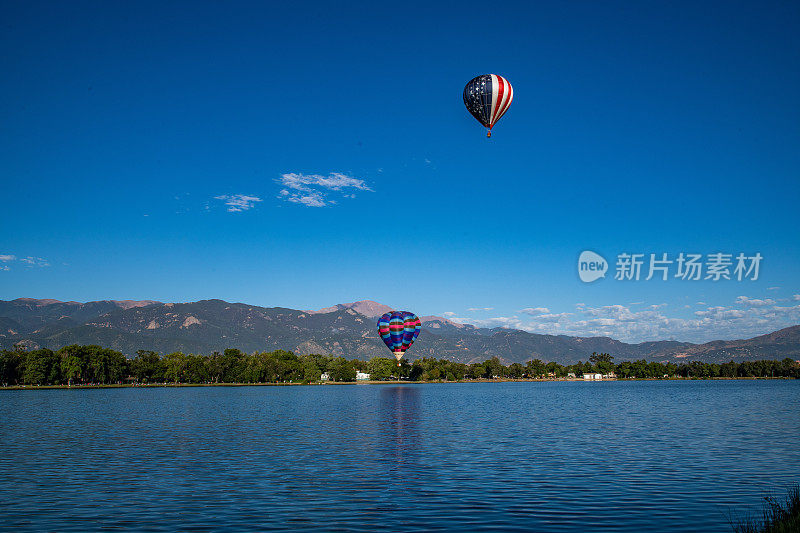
[546,361,564,378]
[526,359,546,378]
[300,356,322,382]
[410,360,425,381]
[781,358,800,378]
[131,350,165,383]
[163,352,187,383]
[468,363,485,379]
[367,357,396,381]
[484,357,505,379]
[507,363,524,379]
[184,354,210,383]
[328,357,356,382]
[23,349,60,385]
[59,351,83,386]
[217,348,246,382]
[107,349,128,383]
[0,350,24,386]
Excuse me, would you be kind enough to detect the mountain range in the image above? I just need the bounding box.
[1,298,798,364]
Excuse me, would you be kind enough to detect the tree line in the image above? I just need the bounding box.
[0,346,798,386]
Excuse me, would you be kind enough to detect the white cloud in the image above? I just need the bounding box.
[462,316,523,329]
[20,256,49,267]
[520,307,550,316]
[498,297,800,343]
[793,294,800,301]
[277,172,372,207]
[442,312,456,317]
[287,191,327,208]
[467,307,494,312]
[534,312,573,322]
[280,172,371,192]
[735,296,776,307]
[214,194,263,212]
[0,254,51,269]
[694,306,746,319]
[767,286,780,291]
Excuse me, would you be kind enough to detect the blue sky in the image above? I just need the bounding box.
[1,0,799,343]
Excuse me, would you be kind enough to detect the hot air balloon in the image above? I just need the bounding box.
[463,74,514,137]
[377,311,421,366]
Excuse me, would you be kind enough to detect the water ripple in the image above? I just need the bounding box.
[1,380,798,531]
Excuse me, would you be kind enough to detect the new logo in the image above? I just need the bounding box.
[578,251,607,283]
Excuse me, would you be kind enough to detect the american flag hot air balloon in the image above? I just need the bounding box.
[463,74,514,137]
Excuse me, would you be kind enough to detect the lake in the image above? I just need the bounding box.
[1,380,798,531]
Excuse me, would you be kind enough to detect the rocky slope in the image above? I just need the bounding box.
[1,298,797,364]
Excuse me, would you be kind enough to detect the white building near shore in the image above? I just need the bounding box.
[356,371,371,381]
[583,373,602,380]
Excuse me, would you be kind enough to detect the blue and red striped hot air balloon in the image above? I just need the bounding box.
[463,74,514,137]
[377,311,421,366]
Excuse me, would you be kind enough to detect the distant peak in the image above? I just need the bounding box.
[11,298,160,309]
[307,300,394,318]
[420,315,468,329]
[113,300,161,310]
[14,298,68,306]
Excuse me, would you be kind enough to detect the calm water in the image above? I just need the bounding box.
[1,380,798,532]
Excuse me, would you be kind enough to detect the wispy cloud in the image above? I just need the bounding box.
[1,255,50,270]
[445,297,800,344]
[20,256,50,267]
[467,307,494,312]
[533,312,573,322]
[735,296,775,307]
[214,194,263,212]
[281,190,327,208]
[277,172,372,207]
[465,316,524,329]
[520,307,550,316]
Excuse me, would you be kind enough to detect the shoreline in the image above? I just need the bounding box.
[1,376,795,391]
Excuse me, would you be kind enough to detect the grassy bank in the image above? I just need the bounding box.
[731,485,800,533]
[1,375,797,390]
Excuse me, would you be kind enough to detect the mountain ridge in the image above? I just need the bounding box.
[0,298,797,364]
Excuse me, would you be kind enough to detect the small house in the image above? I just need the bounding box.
[583,373,602,380]
[356,371,371,381]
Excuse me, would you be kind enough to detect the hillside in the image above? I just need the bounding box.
[0,298,797,364]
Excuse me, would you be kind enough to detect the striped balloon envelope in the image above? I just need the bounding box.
[377,311,421,366]
[463,74,514,137]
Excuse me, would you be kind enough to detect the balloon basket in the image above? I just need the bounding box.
[487,130,492,138]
